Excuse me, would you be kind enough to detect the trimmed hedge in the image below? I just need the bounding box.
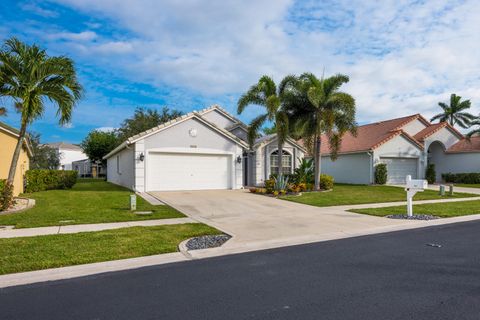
[375,163,388,185]
[0,179,14,211]
[25,170,77,193]
[442,172,480,184]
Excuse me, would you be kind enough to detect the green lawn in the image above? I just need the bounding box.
[0,179,183,228]
[350,200,480,218]
[280,184,476,207]
[455,184,480,188]
[0,224,220,275]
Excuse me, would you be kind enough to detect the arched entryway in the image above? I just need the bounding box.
[427,141,447,182]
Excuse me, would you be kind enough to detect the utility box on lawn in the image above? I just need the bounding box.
[130,194,137,211]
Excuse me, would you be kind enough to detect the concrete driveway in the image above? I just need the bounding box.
[150,190,423,247]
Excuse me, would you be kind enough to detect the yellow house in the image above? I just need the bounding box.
[0,122,33,196]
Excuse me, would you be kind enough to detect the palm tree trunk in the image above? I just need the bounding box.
[277,139,283,180]
[7,121,28,185]
[314,135,322,191]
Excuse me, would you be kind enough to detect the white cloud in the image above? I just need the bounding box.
[47,30,98,41]
[49,0,480,124]
[21,2,59,18]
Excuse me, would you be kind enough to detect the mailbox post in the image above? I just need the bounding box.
[405,175,428,217]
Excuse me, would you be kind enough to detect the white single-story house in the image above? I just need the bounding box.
[45,142,86,170]
[104,105,306,191]
[319,114,480,184]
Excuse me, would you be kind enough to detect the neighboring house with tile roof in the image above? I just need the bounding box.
[45,142,86,171]
[315,114,480,184]
[0,121,33,196]
[103,105,306,191]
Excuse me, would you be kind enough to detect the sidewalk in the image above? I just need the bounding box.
[0,217,196,238]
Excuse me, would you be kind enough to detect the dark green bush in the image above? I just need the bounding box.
[319,174,334,190]
[425,164,436,184]
[0,179,14,211]
[375,163,388,185]
[442,172,480,184]
[25,170,77,193]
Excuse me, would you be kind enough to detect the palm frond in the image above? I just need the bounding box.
[247,113,268,148]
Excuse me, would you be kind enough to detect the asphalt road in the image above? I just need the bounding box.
[1,221,480,320]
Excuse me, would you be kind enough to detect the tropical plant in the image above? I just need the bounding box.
[116,106,183,142]
[0,37,83,186]
[430,94,475,128]
[237,75,292,178]
[273,175,289,191]
[281,73,357,191]
[467,115,480,138]
[294,157,314,184]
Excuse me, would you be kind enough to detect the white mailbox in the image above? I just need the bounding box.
[404,175,428,217]
[406,179,428,190]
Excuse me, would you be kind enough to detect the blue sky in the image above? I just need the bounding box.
[0,0,479,143]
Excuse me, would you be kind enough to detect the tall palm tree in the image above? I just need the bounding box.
[0,37,83,184]
[467,115,480,138]
[237,75,290,178]
[282,73,356,191]
[430,93,475,128]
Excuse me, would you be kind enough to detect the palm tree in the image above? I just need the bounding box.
[430,94,475,128]
[0,37,82,184]
[237,75,290,178]
[467,115,480,138]
[282,73,356,191]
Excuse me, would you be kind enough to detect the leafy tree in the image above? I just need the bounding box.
[117,107,183,142]
[0,37,82,185]
[29,132,60,169]
[282,73,357,191]
[430,93,475,128]
[237,75,293,177]
[467,115,480,138]
[81,130,118,163]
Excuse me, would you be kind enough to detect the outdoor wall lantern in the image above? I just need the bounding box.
[236,155,242,163]
[138,152,145,162]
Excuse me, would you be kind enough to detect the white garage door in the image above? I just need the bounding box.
[380,157,418,185]
[147,152,232,191]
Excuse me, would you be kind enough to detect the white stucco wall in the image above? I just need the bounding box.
[200,109,236,129]
[106,147,135,189]
[138,117,243,191]
[60,149,86,170]
[321,152,372,184]
[424,127,460,151]
[401,119,428,136]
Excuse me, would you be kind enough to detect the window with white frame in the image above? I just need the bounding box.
[270,150,292,174]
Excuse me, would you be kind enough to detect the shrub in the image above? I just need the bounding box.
[375,163,388,185]
[25,170,77,193]
[256,188,267,194]
[264,179,275,193]
[274,175,289,191]
[425,164,436,184]
[0,180,14,211]
[442,172,480,184]
[319,174,334,190]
